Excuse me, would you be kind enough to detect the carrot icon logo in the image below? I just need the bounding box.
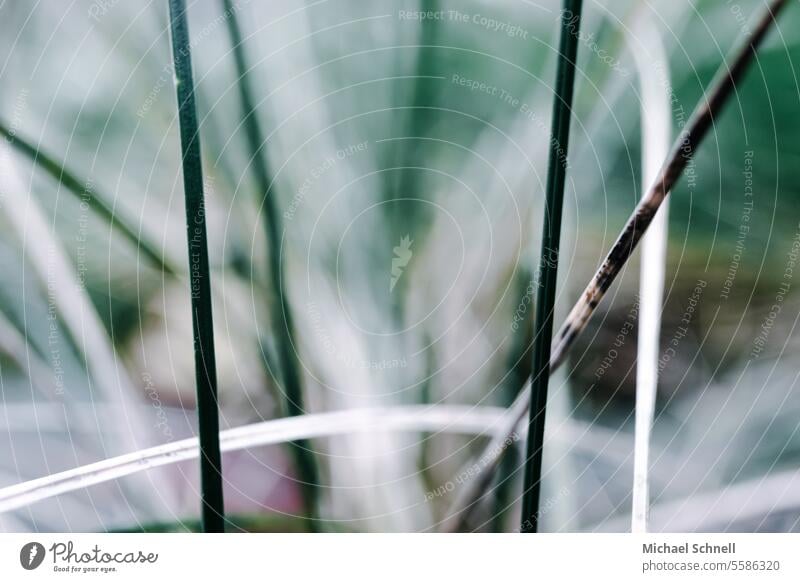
[19,542,45,570]
[390,235,413,292]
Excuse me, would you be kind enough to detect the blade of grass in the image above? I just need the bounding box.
[220,0,322,527]
[0,404,621,515]
[443,0,789,531]
[629,10,671,533]
[386,0,439,308]
[167,0,225,533]
[0,122,177,275]
[0,404,526,514]
[520,0,583,534]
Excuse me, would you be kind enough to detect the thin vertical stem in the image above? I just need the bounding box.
[629,10,671,533]
[167,0,225,533]
[520,0,582,533]
[220,0,321,528]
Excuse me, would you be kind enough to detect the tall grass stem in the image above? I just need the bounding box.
[520,0,583,533]
[0,405,528,514]
[221,0,322,527]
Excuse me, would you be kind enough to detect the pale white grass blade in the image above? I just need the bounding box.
[629,9,672,534]
[0,405,505,513]
[0,405,625,515]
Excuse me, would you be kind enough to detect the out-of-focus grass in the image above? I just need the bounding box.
[0,0,799,532]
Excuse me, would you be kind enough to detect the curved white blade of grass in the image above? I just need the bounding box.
[0,405,620,513]
[0,140,175,512]
[629,10,671,534]
[0,406,503,512]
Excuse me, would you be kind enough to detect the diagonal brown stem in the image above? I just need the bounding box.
[441,0,789,532]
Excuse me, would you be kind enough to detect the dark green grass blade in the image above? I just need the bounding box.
[0,122,176,275]
[221,0,321,527]
[167,0,225,533]
[385,0,439,311]
[520,0,583,533]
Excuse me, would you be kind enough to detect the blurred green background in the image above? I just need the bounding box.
[0,0,799,532]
